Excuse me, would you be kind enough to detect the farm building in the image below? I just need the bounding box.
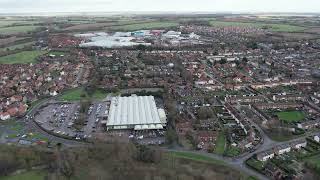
[106,95,167,130]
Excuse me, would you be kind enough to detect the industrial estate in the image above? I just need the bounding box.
[0,11,319,180]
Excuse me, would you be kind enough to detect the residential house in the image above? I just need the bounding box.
[0,112,10,120]
[273,144,291,155]
[257,150,275,161]
[291,140,307,150]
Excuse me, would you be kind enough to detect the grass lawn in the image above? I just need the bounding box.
[0,170,46,180]
[59,88,87,101]
[225,145,241,157]
[28,98,49,112]
[171,151,226,166]
[10,123,23,132]
[0,26,39,35]
[209,21,306,32]
[246,158,266,171]
[0,51,48,64]
[59,88,110,101]
[92,89,108,100]
[111,22,179,31]
[27,133,49,142]
[214,133,226,155]
[276,111,305,123]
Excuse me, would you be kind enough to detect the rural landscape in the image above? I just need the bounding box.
[0,1,320,180]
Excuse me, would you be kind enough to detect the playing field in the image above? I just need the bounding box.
[59,88,87,101]
[111,22,179,31]
[209,21,306,32]
[0,25,39,35]
[0,51,48,64]
[276,111,305,123]
[214,133,226,155]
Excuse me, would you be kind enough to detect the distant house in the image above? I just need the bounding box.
[257,150,275,161]
[195,131,217,144]
[274,144,291,155]
[297,119,320,130]
[0,112,10,120]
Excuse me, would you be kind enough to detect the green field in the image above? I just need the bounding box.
[0,42,35,51]
[0,21,39,28]
[246,158,266,171]
[59,88,109,101]
[276,111,305,123]
[59,88,87,101]
[92,89,108,100]
[225,145,241,157]
[111,22,179,31]
[0,51,48,64]
[214,133,226,155]
[0,26,39,35]
[171,151,226,166]
[0,170,46,180]
[209,21,306,32]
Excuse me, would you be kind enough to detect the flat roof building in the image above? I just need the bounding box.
[106,95,167,131]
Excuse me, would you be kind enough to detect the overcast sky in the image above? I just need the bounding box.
[0,0,319,13]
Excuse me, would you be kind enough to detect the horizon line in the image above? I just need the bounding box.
[0,11,319,17]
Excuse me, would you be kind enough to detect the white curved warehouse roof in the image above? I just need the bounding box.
[107,95,166,130]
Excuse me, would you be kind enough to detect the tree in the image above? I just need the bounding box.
[242,57,248,64]
[135,145,163,163]
[165,128,178,145]
[136,44,146,51]
[197,107,214,119]
[219,58,227,64]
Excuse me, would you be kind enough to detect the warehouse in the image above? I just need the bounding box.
[106,95,167,131]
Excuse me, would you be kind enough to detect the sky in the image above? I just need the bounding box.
[0,0,319,14]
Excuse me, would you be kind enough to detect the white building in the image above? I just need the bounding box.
[106,95,167,130]
[291,140,307,150]
[274,145,291,155]
[257,150,275,161]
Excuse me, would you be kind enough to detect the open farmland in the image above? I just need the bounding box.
[0,170,46,180]
[110,21,179,31]
[276,111,305,123]
[209,21,306,32]
[0,41,35,51]
[0,26,40,35]
[64,20,151,31]
[0,20,40,27]
[0,37,25,47]
[0,51,48,64]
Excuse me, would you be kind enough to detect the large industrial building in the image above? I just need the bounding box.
[106,95,167,131]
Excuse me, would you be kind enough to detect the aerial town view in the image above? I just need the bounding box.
[0,0,320,180]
